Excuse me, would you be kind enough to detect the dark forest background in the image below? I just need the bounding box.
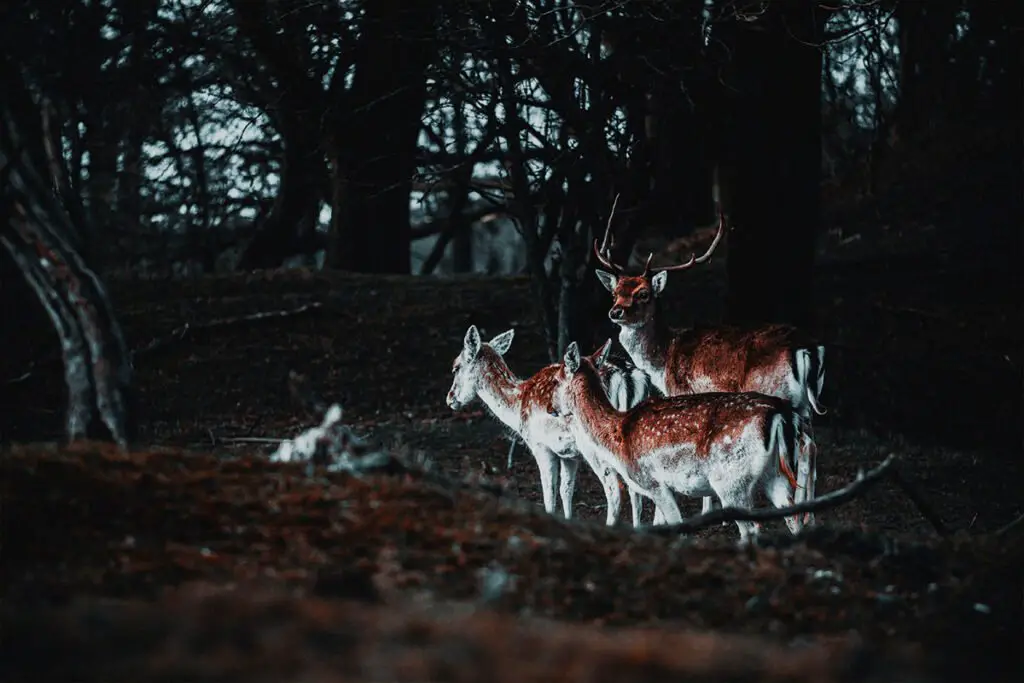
[1,5,1022,678]
[0,0,1020,443]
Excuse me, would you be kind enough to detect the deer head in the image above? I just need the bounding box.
[593,196,725,328]
[553,339,612,418]
[447,325,515,410]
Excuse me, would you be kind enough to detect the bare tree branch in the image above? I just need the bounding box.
[645,455,898,536]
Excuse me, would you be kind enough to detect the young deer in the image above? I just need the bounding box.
[446,325,662,527]
[553,340,808,543]
[593,208,826,524]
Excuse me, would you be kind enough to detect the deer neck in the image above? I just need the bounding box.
[618,320,668,393]
[568,373,624,455]
[476,358,525,432]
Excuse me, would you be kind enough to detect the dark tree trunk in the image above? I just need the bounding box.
[449,78,473,274]
[80,115,119,267]
[116,0,158,233]
[1,60,135,446]
[719,3,826,330]
[964,2,1022,121]
[895,3,958,135]
[327,3,437,274]
[239,111,323,270]
[646,5,716,234]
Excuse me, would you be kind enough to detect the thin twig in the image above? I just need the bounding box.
[995,513,1024,538]
[506,436,518,470]
[645,455,897,536]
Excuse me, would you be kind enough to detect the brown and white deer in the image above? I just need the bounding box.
[446,325,664,527]
[552,340,808,542]
[593,206,827,524]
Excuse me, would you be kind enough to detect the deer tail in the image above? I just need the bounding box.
[796,346,828,416]
[769,412,800,491]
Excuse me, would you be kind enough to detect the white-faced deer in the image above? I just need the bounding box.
[593,206,826,524]
[446,325,662,527]
[553,340,808,543]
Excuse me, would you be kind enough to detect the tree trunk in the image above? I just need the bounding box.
[450,77,473,273]
[647,6,716,235]
[117,0,159,235]
[964,2,1021,121]
[719,3,825,330]
[895,3,958,135]
[327,3,437,274]
[81,113,119,268]
[239,111,323,270]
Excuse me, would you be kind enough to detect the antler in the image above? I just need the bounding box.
[643,204,726,277]
[592,193,626,274]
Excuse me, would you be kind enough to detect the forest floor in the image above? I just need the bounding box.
[1,217,1022,681]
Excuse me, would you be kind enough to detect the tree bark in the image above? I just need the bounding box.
[963,2,1022,121]
[719,3,826,330]
[449,75,473,274]
[117,0,160,238]
[238,111,323,270]
[895,3,958,135]
[646,4,716,235]
[1,64,136,446]
[326,3,438,274]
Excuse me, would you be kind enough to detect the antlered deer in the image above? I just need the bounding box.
[552,340,808,542]
[593,203,826,524]
[446,325,664,527]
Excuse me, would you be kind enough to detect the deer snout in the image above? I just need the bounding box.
[609,305,625,322]
[446,389,461,410]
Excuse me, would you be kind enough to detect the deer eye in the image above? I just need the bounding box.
[635,291,650,302]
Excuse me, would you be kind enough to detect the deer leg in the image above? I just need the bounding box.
[712,477,760,543]
[532,446,560,515]
[766,474,802,535]
[795,444,810,505]
[700,495,729,526]
[601,467,623,526]
[795,430,816,527]
[804,437,818,527]
[558,457,580,519]
[629,488,643,527]
[649,485,683,526]
[578,453,621,526]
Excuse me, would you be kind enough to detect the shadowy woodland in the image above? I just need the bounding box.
[1,1,1021,682]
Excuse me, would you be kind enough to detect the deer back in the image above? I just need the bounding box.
[568,358,789,464]
[664,324,815,399]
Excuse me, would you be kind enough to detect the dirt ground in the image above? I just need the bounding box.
[1,199,1022,681]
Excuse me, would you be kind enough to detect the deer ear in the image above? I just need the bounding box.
[488,329,515,356]
[592,338,613,368]
[651,270,668,296]
[564,341,581,374]
[595,269,618,293]
[464,325,482,360]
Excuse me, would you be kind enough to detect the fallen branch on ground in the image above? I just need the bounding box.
[888,465,949,536]
[645,455,897,536]
[132,302,323,358]
[995,513,1024,537]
